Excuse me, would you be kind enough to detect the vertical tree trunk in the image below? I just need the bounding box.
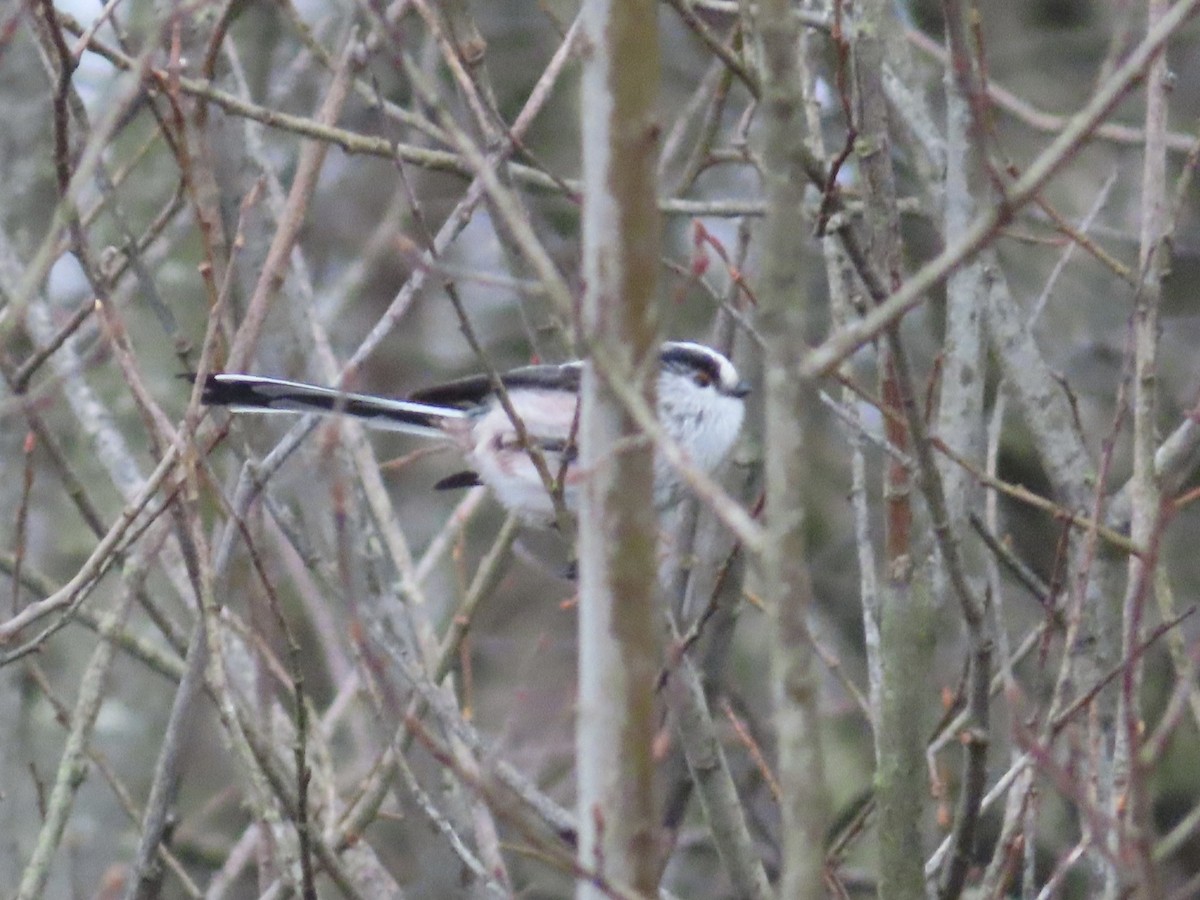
[576,1,662,897]
[756,3,830,897]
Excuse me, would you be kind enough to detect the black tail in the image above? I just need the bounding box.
[195,373,467,437]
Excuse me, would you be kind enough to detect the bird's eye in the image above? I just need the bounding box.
[693,371,713,388]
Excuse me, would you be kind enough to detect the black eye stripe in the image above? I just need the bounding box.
[660,346,723,385]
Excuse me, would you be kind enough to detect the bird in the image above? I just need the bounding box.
[198,341,750,524]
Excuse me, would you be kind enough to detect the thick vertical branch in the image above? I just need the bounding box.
[938,0,988,545]
[851,3,928,898]
[755,4,829,898]
[575,1,662,897]
[1115,0,1169,895]
[935,4,993,897]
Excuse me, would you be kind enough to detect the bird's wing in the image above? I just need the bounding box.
[407,361,582,407]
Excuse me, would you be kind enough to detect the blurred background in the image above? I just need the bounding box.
[3,0,1200,897]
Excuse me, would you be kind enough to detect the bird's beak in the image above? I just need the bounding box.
[729,380,752,399]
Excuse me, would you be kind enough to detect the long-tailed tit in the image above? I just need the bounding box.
[199,341,749,524]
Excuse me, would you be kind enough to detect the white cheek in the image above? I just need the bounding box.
[690,395,745,471]
[654,385,745,506]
